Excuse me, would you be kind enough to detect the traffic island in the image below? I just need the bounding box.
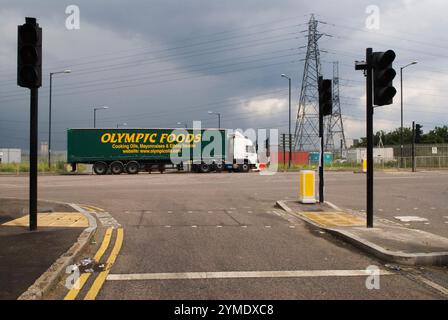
[276,200,448,266]
[0,198,97,300]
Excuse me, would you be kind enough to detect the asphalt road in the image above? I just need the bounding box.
[1,170,447,299]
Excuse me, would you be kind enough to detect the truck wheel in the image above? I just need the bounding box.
[126,161,140,174]
[93,162,108,175]
[215,162,224,172]
[199,163,210,173]
[110,161,124,175]
[239,163,250,173]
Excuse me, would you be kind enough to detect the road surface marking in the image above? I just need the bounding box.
[396,208,401,211]
[84,228,124,300]
[289,225,296,228]
[191,225,197,228]
[241,225,247,228]
[208,211,213,213]
[188,211,193,213]
[378,209,383,212]
[414,208,419,210]
[216,225,222,228]
[248,211,253,213]
[64,228,113,300]
[167,211,173,213]
[81,204,104,212]
[431,207,436,210]
[265,225,271,228]
[106,269,394,281]
[394,216,428,222]
[302,212,365,227]
[164,225,171,228]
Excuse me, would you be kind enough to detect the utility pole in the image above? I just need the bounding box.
[412,121,416,172]
[48,70,71,168]
[400,62,417,168]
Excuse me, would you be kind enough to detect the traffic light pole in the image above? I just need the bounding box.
[318,76,324,204]
[29,88,38,231]
[366,48,374,228]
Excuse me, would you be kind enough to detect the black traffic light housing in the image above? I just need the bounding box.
[17,17,42,88]
[372,50,396,106]
[318,78,332,116]
[415,123,423,143]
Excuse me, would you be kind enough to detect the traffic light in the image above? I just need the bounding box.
[17,17,42,89]
[415,123,423,143]
[319,78,332,116]
[372,50,396,106]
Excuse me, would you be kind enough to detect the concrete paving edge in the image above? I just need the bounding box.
[17,203,97,300]
[276,200,448,266]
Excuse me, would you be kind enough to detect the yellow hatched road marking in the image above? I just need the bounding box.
[84,228,124,300]
[80,204,105,212]
[64,228,114,300]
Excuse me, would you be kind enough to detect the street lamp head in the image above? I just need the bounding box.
[64,69,72,73]
[411,61,418,65]
[208,111,213,114]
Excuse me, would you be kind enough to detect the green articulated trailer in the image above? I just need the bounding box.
[67,128,227,174]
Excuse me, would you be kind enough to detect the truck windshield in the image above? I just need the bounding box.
[246,145,256,153]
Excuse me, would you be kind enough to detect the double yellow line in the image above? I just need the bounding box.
[64,227,124,300]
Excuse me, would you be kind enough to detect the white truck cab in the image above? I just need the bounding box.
[227,131,258,172]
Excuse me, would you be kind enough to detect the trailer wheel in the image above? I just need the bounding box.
[126,161,140,174]
[110,161,124,175]
[239,163,250,173]
[215,162,224,172]
[93,161,108,175]
[199,163,210,173]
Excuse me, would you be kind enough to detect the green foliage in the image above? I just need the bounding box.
[354,125,448,147]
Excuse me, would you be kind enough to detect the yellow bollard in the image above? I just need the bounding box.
[299,170,317,204]
[362,159,367,173]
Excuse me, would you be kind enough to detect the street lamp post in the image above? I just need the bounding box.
[281,74,292,168]
[400,61,417,168]
[48,70,71,168]
[93,106,109,128]
[208,111,221,129]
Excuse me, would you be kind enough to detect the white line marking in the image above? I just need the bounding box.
[191,225,197,228]
[431,207,436,210]
[164,225,171,228]
[265,225,272,228]
[188,211,193,213]
[106,269,394,281]
[241,225,247,228]
[216,225,222,228]
[414,208,419,210]
[167,211,173,214]
[289,225,296,228]
[395,216,428,222]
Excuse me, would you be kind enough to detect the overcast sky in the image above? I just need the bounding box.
[1,0,447,150]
